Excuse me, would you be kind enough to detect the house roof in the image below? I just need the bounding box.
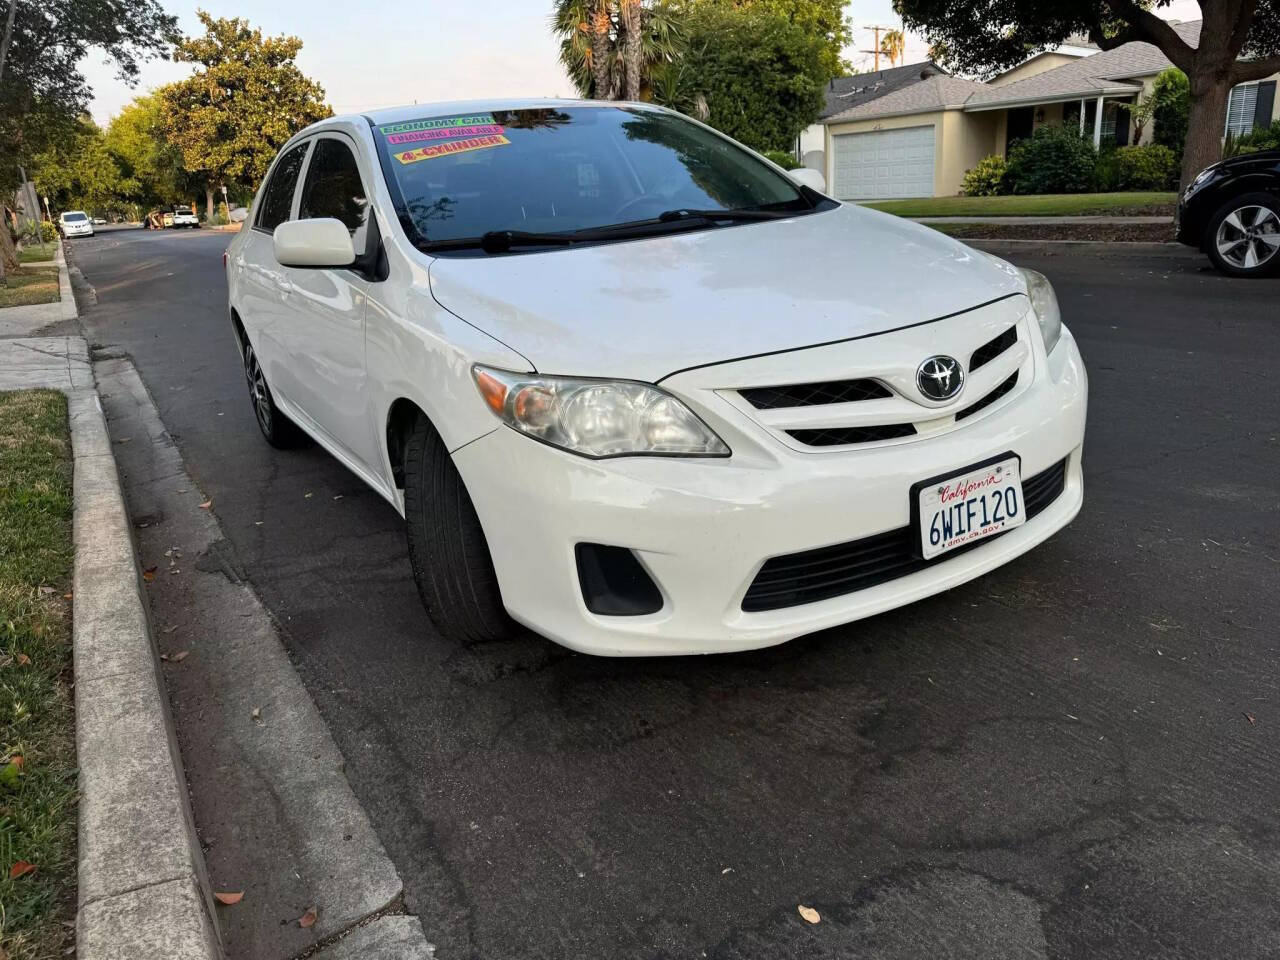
[819,61,948,119]
[825,74,991,123]
[827,20,1203,122]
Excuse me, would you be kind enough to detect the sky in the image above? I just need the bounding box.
[80,0,1206,127]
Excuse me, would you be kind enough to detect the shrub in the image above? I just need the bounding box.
[1230,119,1280,155]
[961,155,1008,196]
[1115,143,1179,190]
[762,149,801,170]
[1092,146,1122,191]
[1004,126,1097,194]
[1150,68,1190,157]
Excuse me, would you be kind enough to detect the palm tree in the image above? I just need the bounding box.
[881,29,905,68]
[551,0,684,101]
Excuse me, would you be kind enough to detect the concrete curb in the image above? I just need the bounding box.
[71,391,223,960]
[962,238,1203,260]
[29,263,225,958]
[56,239,76,321]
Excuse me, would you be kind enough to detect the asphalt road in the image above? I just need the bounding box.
[72,227,1280,960]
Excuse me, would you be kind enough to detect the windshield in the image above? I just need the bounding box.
[369,105,818,253]
[63,212,88,222]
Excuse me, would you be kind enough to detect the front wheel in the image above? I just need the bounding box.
[242,340,306,448]
[403,415,513,644]
[1205,193,1280,278]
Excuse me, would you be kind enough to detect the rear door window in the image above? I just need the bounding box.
[256,142,310,232]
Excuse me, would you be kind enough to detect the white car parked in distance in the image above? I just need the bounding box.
[171,207,200,228]
[224,99,1088,656]
[59,210,94,238]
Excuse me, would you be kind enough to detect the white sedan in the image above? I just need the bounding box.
[59,210,94,238]
[225,99,1087,656]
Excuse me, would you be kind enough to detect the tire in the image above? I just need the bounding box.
[403,414,513,643]
[241,339,307,448]
[1204,192,1280,278]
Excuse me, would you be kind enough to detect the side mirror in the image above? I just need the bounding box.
[789,167,827,194]
[273,218,356,268]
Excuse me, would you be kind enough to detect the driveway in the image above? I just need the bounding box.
[73,228,1280,960]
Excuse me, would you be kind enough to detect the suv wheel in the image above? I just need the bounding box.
[1205,192,1280,277]
[403,414,513,644]
[242,340,306,448]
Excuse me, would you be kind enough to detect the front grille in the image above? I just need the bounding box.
[739,378,892,410]
[970,325,1018,371]
[956,372,1018,422]
[788,423,917,446]
[741,457,1068,612]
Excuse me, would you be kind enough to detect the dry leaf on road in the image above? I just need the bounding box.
[798,905,820,924]
[214,891,244,906]
[162,651,190,663]
[298,906,317,928]
[199,499,213,509]
[142,567,157,582]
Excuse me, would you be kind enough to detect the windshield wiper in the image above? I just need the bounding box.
[421,208,792,255]
[655,207,793,223]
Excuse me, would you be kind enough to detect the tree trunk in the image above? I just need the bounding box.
[206,187,215,222]
[0,225,21,275]
[590,1,614,100]
[620,0,642,101]
[1180,70,1233,189]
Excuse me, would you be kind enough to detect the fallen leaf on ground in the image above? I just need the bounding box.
[199,499,213,510]
[9,861,35,880]
[798,905,820,924]
[115,437,131,444]
[163,625,178,634]
[214,891,243,906]
[162,651,190,663]
[298,906,317,928]
[16,653,30,667]
[251,707,262,725]
[10,756,22,770]
[63,592,72,600]
[1245,712,1257,725]
[333,494,343,500]
[37,586,55,596]
[142,567,157,582]
[304,492,313,499]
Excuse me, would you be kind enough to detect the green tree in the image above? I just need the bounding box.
[0,0,174,270]
[161,12,331,220]
[688,0,851,78]
[678,4,826,151]
[893,0,1280,187]
[105,93,196,210]
[552,0,686,100]
[31,119,123,215]
[881,28,905,68]
[1149,67,1191,157]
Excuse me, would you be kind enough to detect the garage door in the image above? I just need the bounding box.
[832,125,935,200]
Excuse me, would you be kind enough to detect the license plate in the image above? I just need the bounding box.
[915,455,1025,560]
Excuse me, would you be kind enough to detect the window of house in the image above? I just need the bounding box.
[1225,84,1259,137]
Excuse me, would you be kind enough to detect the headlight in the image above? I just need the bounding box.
[1019,268,1062,354]
[472,366,730,459]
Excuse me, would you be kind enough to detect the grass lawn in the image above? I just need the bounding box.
[16,247,57,265]
[0,269,59,309]
[862,192,1177,218]
[0,391,76,960]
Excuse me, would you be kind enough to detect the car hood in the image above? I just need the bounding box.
[427,203,1023,382]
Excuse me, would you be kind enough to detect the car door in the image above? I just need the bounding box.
[278,132,379,469]
[234,139,312,405]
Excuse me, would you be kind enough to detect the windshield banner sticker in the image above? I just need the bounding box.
[378,114,495,136]
[393,133,510,165]
[386,123,505,146]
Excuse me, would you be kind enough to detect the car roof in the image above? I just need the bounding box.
[297,98,659,138]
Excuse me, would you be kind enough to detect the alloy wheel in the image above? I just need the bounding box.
[1215,205,1280,270]
[244,344,272,434]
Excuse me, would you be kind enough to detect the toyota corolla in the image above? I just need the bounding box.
[224,100,1087,656]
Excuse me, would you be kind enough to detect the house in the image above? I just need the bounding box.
[822,21,1280,199]
[796,60,948,170]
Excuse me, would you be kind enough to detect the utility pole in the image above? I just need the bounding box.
[861,25,891,72]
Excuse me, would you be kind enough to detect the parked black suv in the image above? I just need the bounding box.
[1176,149,1280,277]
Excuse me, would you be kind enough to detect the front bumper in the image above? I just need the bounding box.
[455,327,1087,656]
[63,225,93,237]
